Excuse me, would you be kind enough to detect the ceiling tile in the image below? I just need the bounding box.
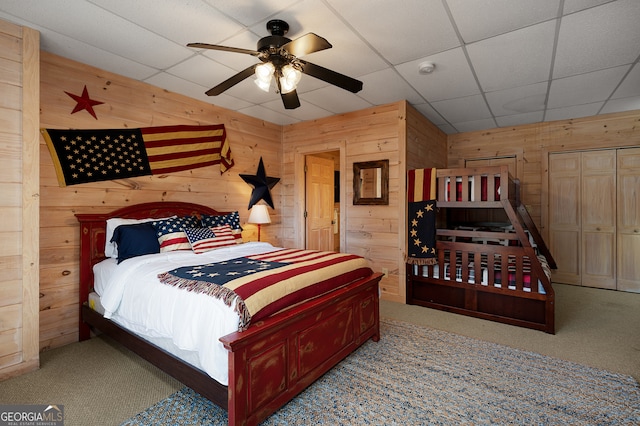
[1,0,192,69]
[563,0,616,14]
[468,20,556,92]
[553,0,640,78]
[611,64,640,99]
[237,105,301,125]
[447,0,560,43]
[601,96,640,114]
[485,82,548,116]
[548,65,630,108]
[89,0,245,46]
[203,0,300,27]
[396,48,480,102]
[262,97,334,122]
[27,25,158,80]
[358,68,424,105]
[453,118,498,133]
[301,85,372,114]
[165,55,238,88]
[431,94,492,123]
[327,0,460,64]
[544,102,604,121]
[495,111,545,127]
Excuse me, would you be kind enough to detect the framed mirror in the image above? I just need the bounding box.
[353,160,389,205]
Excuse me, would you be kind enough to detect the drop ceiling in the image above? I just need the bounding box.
[1,0,639,133]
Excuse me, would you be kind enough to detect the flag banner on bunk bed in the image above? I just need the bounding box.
[42,124,234,187]
[406,168,437,266]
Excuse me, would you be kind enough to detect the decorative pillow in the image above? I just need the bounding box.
[110,223,160,263]
[201,211,243,232]
[152,216,201,252]
[105,216,175,258]
[185,225,238,254]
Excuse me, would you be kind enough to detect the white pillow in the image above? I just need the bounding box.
[104,216,175,258]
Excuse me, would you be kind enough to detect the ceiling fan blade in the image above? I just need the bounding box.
[205,64,258,96]
[298,60,363,93]
[281,33,332,57]
[187,42,260,56]
[280,90,301,109]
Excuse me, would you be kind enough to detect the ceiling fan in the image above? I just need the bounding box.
[187,19,363,109]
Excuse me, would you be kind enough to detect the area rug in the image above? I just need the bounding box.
[122,318,640,425]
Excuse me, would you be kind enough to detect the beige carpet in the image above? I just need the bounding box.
[0,283,638,425]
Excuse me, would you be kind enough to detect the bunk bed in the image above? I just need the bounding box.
[406,166,556,334]
[76,201,382,426]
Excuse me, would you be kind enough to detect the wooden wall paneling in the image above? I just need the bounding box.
[38,51,283,350]
[283,101,447,303]
[283,102,405,300]
[0,20,40,381]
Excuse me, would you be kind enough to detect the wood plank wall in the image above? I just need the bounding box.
[282,101,447,302]
[38,52,282,351]
[447,110,640,237]
[0,20,39,380]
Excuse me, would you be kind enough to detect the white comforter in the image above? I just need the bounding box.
[93,242,280,386]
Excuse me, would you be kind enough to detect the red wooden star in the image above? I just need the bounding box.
[65,85,104,119]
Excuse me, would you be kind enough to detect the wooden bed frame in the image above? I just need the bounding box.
[406,166,556,334]
[76,201,382,426]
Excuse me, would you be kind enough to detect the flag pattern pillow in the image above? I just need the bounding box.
[201,211,243,231]
[185,225,239,254]
[152,216,201,252]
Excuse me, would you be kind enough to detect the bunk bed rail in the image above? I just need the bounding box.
[437,165,515,208]
[407,240,554,333]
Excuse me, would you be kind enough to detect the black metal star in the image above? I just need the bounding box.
[239,157,280,209]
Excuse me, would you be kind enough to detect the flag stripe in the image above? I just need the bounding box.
[146,147,221,163]
[408,168,436,202]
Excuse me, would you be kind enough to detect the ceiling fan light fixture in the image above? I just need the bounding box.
[255,62,275,92]
[279,64,302,94]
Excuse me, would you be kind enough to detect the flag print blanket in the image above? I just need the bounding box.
[157,248,372,330]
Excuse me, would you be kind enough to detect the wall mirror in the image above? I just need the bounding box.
[353,159,389,205]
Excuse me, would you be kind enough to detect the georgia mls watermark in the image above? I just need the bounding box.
[0,404,64,426]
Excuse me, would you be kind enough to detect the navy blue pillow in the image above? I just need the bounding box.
[111,222,160,264]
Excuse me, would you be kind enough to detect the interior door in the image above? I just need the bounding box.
[548,152,581,285]
[305,155,335,251]
[581,151,616,289]
[617,147,640,292]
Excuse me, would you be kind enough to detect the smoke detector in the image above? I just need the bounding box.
[418,61,436,74]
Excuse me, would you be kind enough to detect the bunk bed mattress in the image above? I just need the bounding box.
[91,242,371,386]
[412,254,550,293]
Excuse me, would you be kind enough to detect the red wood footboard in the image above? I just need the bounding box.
[222,273,381,426]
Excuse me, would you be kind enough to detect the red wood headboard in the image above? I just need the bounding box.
[75,201,228,340]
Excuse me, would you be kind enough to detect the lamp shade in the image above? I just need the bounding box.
[248,204,271,224]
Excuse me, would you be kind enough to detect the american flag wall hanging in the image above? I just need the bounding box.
[41,124,234,187]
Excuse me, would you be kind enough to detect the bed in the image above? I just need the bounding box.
[406,166,556,334]
[76,201,382,426]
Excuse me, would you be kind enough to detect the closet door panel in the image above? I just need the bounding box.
[549,153,581,285]
[581,151,616,289]
[617,148,640,292]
